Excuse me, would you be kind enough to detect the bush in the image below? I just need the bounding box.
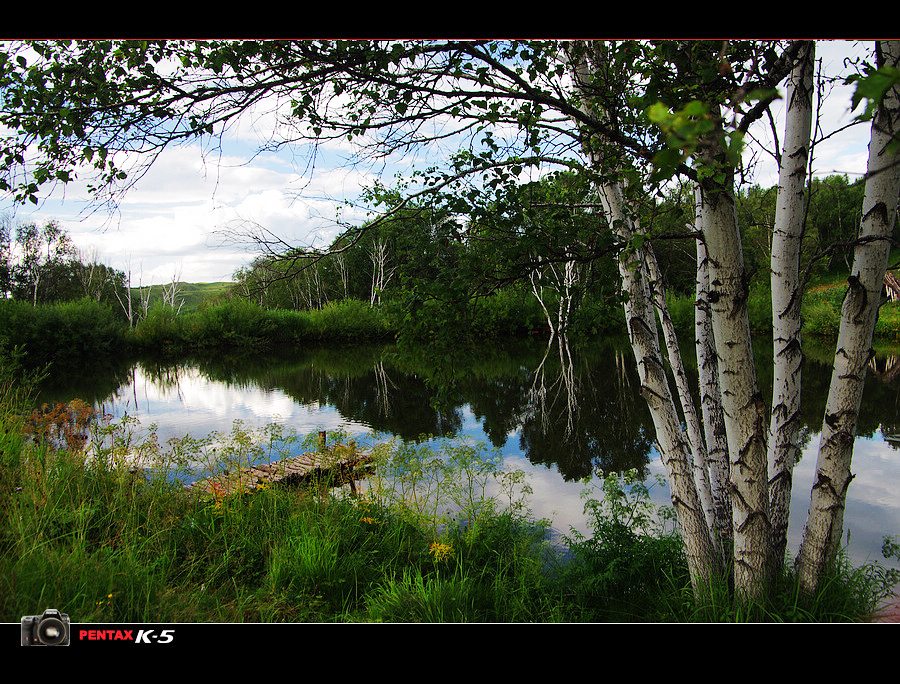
[665,292,695,334]
[129,299,395,353]
[0,298,126,365]
[558,470,689,621]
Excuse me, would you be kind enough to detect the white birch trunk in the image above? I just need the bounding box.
[114,264,135,328]
[644,242,716,539]
[796,40,900,594]
[600,181,719,590]
[695,230,732,550]
[697,149,770,599]
[567,43,719,590]
[768,42,815,574]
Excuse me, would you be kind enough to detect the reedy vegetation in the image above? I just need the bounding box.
[0,349,897,622]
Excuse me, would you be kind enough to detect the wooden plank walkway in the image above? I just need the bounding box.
[187,446,374,498]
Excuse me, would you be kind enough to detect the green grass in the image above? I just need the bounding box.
[0,349,895,623]
[130,281,233,313]
[664,268,900,342]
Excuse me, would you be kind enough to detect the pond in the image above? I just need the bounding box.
[39,334,900,570]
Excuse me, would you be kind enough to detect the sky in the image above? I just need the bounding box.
[0,40,878,285]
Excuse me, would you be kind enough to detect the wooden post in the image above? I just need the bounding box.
[318,430,327,451]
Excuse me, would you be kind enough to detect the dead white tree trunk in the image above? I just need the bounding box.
[161,268,184,314]
[334,251,349,299]
[114,260,135,328]
[796,40,900,594]
[369,236,394,306]
[529,268,557,339]
[768,42,815,575]
[530,258,582,336]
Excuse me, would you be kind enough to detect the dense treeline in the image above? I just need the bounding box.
[231,172,898,342]
[1,172,897,367]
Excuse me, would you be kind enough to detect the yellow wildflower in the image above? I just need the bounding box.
[360,517,377,524]
[429,541,454,562]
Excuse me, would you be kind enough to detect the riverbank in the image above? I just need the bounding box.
[2,271,899,367]
[1,351,897,622]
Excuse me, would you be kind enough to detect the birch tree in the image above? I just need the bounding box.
[796,40,900,594]
[768,43,815,574]
[566,44,721,589]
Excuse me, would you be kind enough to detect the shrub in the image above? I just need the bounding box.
[0,298,126,365]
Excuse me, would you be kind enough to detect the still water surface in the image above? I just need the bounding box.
[42,335,900,568]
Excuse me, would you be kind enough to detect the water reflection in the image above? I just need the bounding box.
[39,335,900,565]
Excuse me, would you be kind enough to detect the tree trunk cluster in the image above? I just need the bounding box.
[570,40,900,599]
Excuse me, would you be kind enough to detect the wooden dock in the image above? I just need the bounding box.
[187,444,374,498]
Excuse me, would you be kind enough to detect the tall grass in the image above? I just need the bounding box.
[130,299,394,352]
[1,355,895,622]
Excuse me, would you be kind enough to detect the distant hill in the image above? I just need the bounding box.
[129,281,234,312]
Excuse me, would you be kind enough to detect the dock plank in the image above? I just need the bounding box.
[187,449,374,497]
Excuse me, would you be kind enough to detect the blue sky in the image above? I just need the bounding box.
[0,40,876,284]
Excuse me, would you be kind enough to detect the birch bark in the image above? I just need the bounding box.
[645,243,716,539]
[768,42,815,574]
[796,40,900,594]
[697,136,771,598]
[695,226,732,551]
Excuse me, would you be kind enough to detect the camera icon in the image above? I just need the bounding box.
[21,609,71,646]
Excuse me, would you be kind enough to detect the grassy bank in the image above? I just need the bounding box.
[802,272,900,340]
[0,298,397,364]
[1,349,896,623]
[131,298,395,352]
[0,298,126,365]
[665,273,900,342]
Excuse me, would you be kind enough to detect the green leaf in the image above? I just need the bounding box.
[725,131,745,166]
[646,102,671,125]
[851,65,900,120]
[681,100,707,117]
[745,88,779,103]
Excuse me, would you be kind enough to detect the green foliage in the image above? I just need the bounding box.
[0,298,126,366]
[665,291,695,333]
[847,63,900,123]
[129,299,394,352]
[646,100,717,182]
[558,470,688,620]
